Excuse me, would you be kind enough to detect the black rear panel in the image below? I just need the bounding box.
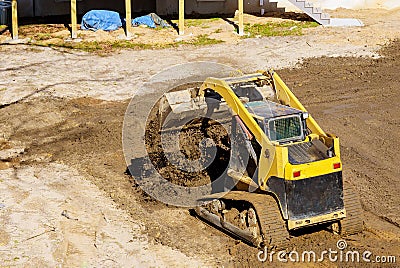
[285,172,344,220]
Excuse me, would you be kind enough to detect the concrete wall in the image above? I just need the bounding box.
[19,0,156,17]
[156,0,283,16]
[18,0,34,17]
[18,0,321,18]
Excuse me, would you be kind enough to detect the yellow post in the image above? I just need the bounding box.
[11,0,18,40]
[71,0,77,38]
[125,0,132,38]
[238,0,244,36]
[179,0,185,35]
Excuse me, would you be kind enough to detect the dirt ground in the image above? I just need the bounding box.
[1,7,400,268]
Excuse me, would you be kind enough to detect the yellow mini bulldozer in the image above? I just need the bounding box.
[157,70,363,248]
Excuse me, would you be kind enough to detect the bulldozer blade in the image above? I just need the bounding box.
[194,207,262,247]
[159,88,208,129]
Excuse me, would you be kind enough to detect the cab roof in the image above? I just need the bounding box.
[245,100,303,120]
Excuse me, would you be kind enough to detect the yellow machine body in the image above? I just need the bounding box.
[198,71,346,230]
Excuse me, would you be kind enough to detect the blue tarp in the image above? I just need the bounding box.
[81,10,122,31]
[132,13,170,28]
[132,15,156,28]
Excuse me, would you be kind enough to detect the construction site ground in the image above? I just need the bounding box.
[0,7,400,267]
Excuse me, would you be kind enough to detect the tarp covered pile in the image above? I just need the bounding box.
[81,10,170,31]
[132,13,170,28]
[81,10,122,31]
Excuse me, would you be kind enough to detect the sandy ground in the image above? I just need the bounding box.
[0,163,204,267]
[1,7,400,267]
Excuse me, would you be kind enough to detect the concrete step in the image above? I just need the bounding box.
[287,0,331,25]
[312,7,322,14]
[267,0,363,27]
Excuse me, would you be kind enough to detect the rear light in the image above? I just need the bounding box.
[293,171,301,178]
[333,163,341,169]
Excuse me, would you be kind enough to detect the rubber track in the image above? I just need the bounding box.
[221,191,289,249]
[341,183,364,235]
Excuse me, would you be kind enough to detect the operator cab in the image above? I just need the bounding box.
[245,100,332,165]
[245,100,308,144]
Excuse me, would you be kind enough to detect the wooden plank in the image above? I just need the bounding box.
[238,0,244,36]
[71,0,77,39]
[179,0,185,35]
[11,0,18,40]
[125,0,132,38]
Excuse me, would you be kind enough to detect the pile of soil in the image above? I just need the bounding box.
[144,94,231,188]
